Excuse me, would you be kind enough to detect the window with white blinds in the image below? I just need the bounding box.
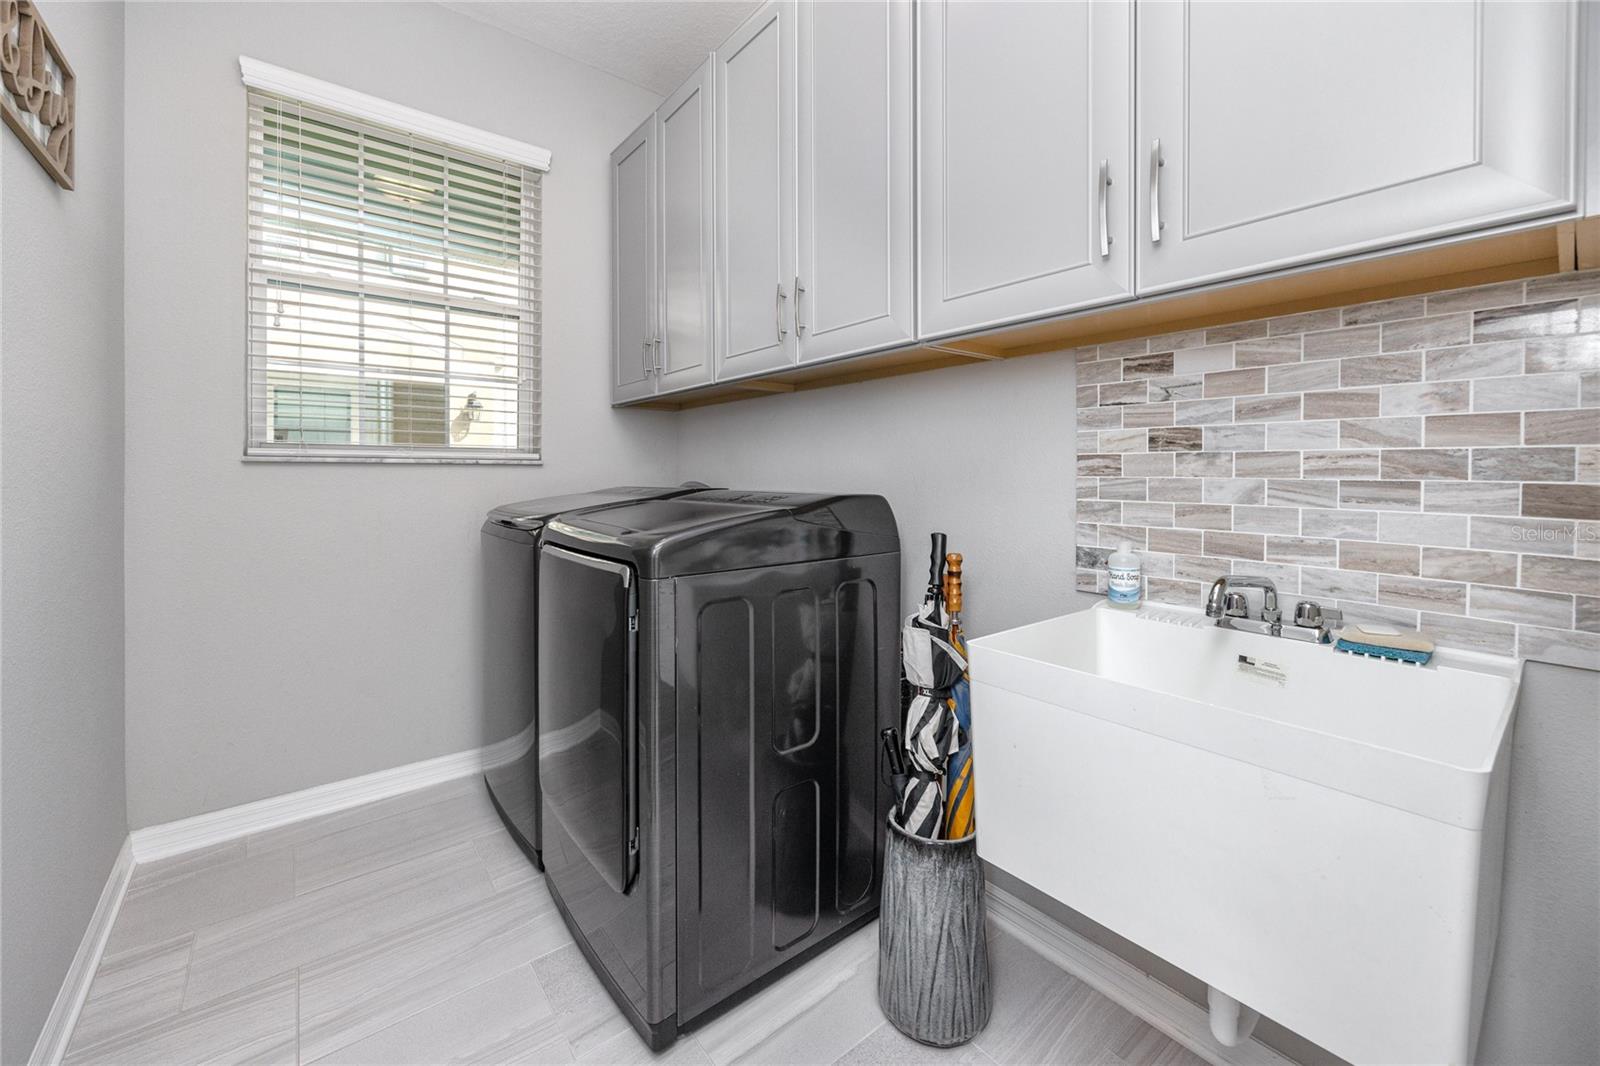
[246,90,541,461]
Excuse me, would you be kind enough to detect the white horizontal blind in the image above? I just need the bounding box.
[246,90,541,461]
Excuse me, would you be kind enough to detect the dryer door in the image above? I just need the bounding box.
[538,545,639,894]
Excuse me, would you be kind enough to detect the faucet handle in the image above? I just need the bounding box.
[1223,591,1249,618]
[1294,600,1323,628]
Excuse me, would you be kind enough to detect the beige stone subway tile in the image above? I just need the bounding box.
[1471,447,1576,481]
[1474,299,1585,341]
[1579,595,1599,632]
[1076,384,1098,408]
[1072,346,1102,363]
[1234,336,1303,368]
[1203,531,1265,561]
[1173,554,1229,582]
[1077,477,1099,500]
[1303,450,1381,478]
[1075,568,1105,593]
[1149,477,1204,502]
[1122,402,1176,429]
[1267,479,1338,508]
[1266,420,1340,450]
[1077,454,1121,477]
[1146,328,1208,351]
[1377,511,1470,548]
[1148,527,1205,555]
[1146,577,1204,608]
[1379,575,1467,614]
[1205,424,1267,451]
[1205,320,1268,344]
[1336,600,1420,631]
[1204,367,1267,398]
[1077,431,1100,453]
[1523,409,1600,446]
[1471,515,1577,555]
[1424,341,1524,381]
[1174,451,1233,477]
[1340,480,1422,511]
[1380,448,1469,480]
[1266,536,1339,566]
[1099,524,1148,548]
[1418,611,1517,656]
[1584,296,1600,335]
[1580,521,1600,559]
[1339,540,1421,575]
[1078,405,1122,430]
[1523,483,1600,521]
[1470,585,1574,628]
[1122,502,1176,528]
[1077,500,1121,524]
[1524,269,1600,303]
[1424,280,1527,316]
[1344,295,1427,326]
[1174,345,1237,376]
[1123,451,1175,477]
[1579,447,1600,484]
[1235,394,1301,423]
[1174,398,1235,425]
[1099,380,1149,406]
[1423,412,1521,446]
[1584,370,1600,408]
[1173,503,1233,530]
[1267,359,1340,394]
[1420,547,1518,586]
[1078,359,1123,386]
[1304,388,1382,419]
[1302,507,1379,540]
[1424,480,1522,515]
[1122,352,1176,379]
[1473,372,1582,412]
[1524,335,1600,374]
[1248,561,1302,592]
[1148,426,1204,452]
[1382,313,1471,353]
[1099,429,1148,454]
[1268,308,1342,335]
[1520,555,1600,597]
[1203,478,1266,505]
[1098,477,1149,501]
[1099,337,1150,358]
[1233,506,1299,535]
[1516,625,1600,670]
[1341,417,1423,448]
[1148,375,1204,402]
[1141,551,1177,578]
[1077,521,1098,546]
[1234,450,1301,477]
[1381,380,1471,416]
[1301,566,1378,602]
[1303,324,1381,361]
[1341,353,1423,387]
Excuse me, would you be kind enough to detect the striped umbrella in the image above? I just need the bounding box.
[898,534,968,839]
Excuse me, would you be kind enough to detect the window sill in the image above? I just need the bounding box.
[243,452,542,466]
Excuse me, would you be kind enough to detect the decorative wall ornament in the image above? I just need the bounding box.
[1,0,74,189]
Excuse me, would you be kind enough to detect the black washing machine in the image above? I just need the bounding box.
[479,485,708,867]
[537,490,900,1048]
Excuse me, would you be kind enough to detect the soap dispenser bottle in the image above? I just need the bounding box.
[1107,542,1141,609]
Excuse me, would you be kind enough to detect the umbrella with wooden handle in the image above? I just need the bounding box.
[942,554,976,838]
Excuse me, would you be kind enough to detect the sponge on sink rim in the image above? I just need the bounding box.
[1334,624,1436,654]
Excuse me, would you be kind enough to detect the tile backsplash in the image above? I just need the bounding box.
[1075,269,1600,670]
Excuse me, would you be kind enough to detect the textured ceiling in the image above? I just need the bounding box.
[442,1,762,96]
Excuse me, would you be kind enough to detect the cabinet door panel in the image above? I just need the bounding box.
[796,0,915,363]
[657,61,716,393]
[918,0,1134,338]
[1138,1,1577,294]
[612,118,656,404]
[716,1,798,379]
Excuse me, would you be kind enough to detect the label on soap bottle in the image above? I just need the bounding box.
[1107,566,1141,604]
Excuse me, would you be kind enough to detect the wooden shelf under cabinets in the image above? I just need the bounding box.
[627,217,1600,412]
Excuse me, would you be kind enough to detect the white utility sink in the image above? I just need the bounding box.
[969,602,1520,1065]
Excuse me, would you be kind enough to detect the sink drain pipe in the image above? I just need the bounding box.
[1206,986,1260,1047]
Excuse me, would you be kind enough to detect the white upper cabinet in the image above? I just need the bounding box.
[1137,1,1579,295]
[918,0,1135,339]
[795,0,915,364]
[715,0,798,380]
[611,117,656,404]
[656,60,716,394]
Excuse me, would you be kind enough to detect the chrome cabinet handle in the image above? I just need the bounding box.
[641,338,653,376]
[776,282,788,339]
[652,337,663,374]
[1098,159,1112,259]
[795,276,807,335]
[1149,139,1165,245]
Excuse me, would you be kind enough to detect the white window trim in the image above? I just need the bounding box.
[238,56,552,173]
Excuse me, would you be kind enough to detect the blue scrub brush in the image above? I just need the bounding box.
[1333,624,1435,665]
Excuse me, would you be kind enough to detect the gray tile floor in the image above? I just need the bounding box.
[65,778,1207,1065]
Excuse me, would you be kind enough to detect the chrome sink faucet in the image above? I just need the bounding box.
[1204,576,1342,644]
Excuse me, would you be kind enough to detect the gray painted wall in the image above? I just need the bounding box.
[0,4,127,1061]
[122,3,677,829]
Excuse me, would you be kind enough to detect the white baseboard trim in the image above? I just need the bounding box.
[985,883,1295,1066]
[130,722,535,863]
[30,837,136,1066]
